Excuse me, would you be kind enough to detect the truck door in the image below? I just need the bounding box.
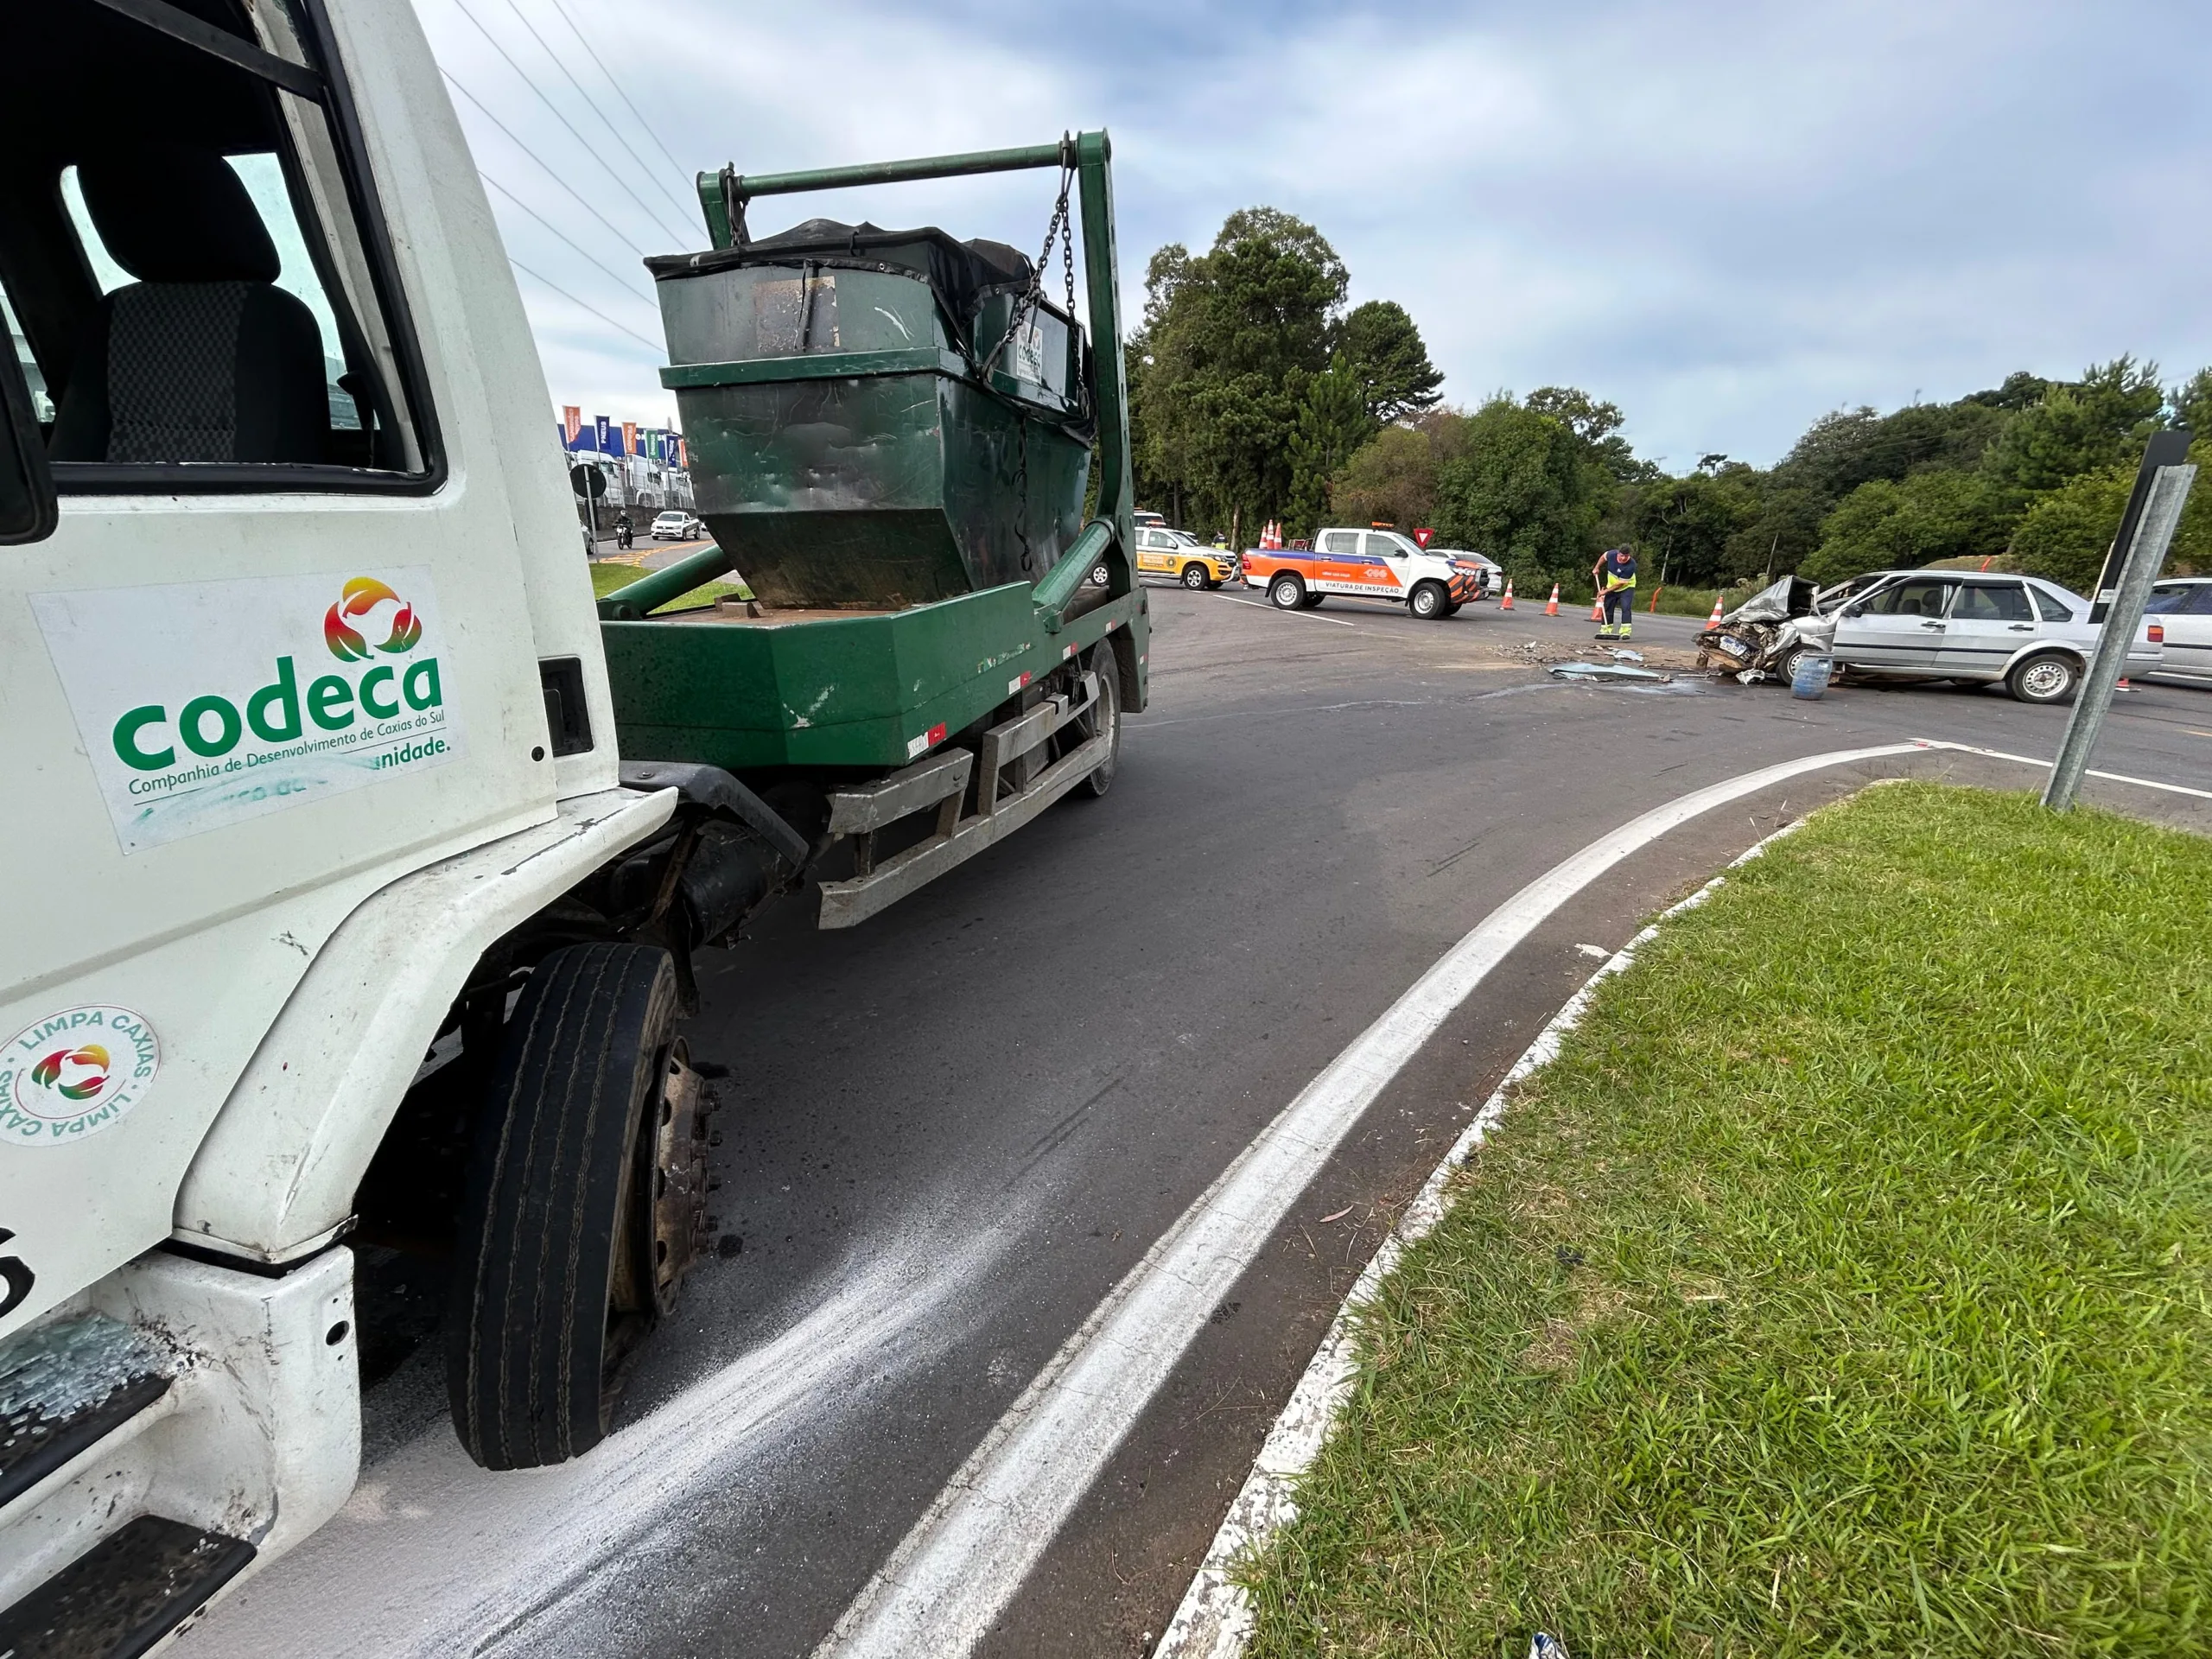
[1,0,560,1328]
[1357,532,1409,595]
[1313,529,1362,592]
[1936,580,2039,677]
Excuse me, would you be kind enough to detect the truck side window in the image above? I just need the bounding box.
[2,0,435,492]
[1319,531,1357,555]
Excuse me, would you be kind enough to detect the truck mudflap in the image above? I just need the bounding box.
[817,670,1106,929]
[0,1249,356,1646]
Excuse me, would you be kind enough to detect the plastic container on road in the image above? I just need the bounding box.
[1791,653,1834,700]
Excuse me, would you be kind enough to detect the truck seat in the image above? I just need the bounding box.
[48,150,328,465]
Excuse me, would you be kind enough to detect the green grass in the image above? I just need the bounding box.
[1243,784,2212,1657]
[588,560,749,612]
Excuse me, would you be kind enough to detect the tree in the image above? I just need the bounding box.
[1798,469,2012,584]
[1628,467,1760,587]
[1284,359,1374,533]
[1128,208,1348,537]
[2009,438,2212,591]
[1985,356,2165,495]
[1331,410,1469,530]
[1431,397,1605,584]
[1335,301,1442,423]
[2171,366,2212,436]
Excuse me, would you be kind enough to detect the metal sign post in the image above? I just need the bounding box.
[2044,432,2196,810]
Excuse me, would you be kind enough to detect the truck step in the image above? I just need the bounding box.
[0,1315,171,1512]
[0,1515,254,1658]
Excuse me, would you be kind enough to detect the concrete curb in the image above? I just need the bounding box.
[1152,819,1811,1659]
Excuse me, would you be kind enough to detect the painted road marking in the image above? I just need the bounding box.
[1157,821,1809,1658]
[1217,594,1359,627]
[1917,739,2212,801]
[815,743,1923,1659]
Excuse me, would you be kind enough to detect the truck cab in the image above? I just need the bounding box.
[0,6,1146,1646]
[1243,526,1484,619]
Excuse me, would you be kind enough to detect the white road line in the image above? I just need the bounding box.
[1155,823,1808,1658]
[815,742,1922,1659]
[1217,594,1359,627]
[1915,738,2212,800]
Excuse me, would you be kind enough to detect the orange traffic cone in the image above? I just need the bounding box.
[1590,594,1605,622]
[1543,583,1560,616]
[1706,593,1726,627]
[1500,578,1515,611]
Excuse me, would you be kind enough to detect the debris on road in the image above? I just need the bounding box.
[1319,1205,1355,1224]
[1548,661,1675,683]
[1606,648,1645,663]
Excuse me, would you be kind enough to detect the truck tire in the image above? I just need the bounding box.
[1440,601,1462,618]
[1408,581,1447,620]
[1268,573,1305,610]
[2007,652,2080,704]
[1181,563,1210,590]
[1072,645,1122,798]
[447,942,680,1471]
[1300,593,1326,609]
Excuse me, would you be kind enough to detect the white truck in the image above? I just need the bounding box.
[0,1,1144,1646]
[1239,526,1488,619]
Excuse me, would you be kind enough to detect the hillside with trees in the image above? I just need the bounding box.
[1128,207,2210,597]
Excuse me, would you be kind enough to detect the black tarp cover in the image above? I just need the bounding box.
[647,219,1033,334]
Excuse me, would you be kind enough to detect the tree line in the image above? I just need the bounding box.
[1128,207,2211,594]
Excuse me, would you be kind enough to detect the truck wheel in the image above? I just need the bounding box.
[1268,573,1305,610]
[447,942,682,1471]
[1300,593,1326,609]
[1408,581,1447,620]
[1440,601,1462,618]
[1073,646,1122,798]
[2007,652,2080,704]
[1181,563,1209,590]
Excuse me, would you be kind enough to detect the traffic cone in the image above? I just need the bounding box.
[1590,594,1605,622]
[1500,578,1515,611]
[1544,583,1560,616]
[1706,593,1726,627]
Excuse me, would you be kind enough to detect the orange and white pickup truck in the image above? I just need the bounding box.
[1243,527,1486,620]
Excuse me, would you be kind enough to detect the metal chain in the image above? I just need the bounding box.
[978,160,1075,382]
[1014,417,1032,572]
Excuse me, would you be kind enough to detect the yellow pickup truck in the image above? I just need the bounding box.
[1135,523,1238,588]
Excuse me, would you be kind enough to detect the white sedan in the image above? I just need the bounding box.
[1810,571,2163,702]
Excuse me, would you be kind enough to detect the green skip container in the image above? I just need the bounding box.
[649,219,1095,609]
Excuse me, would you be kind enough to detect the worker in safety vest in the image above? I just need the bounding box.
[1592,545,1637,639]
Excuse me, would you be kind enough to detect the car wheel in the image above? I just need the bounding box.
[1181,563,1209,590]
[447,944,692,1471]
[1300,593,1326,609]
[2008,652,2080,704]
[1408,580,1447,620]
[1773,644,1810,687]
[1268,574,1306,610]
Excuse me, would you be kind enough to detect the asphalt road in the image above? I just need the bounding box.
[193,582,2209,1659]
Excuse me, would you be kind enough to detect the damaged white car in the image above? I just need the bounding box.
[1700,570,2164,703]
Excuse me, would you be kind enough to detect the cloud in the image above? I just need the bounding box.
[415,0,2212,466]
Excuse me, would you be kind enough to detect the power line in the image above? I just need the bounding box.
[481,171,658,308]
[506,255,664,353]
[497,0,699,230]
[442,68,648,257]
[448,0,696,247]
[540,0,696,203]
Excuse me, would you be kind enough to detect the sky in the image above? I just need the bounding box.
[411,0,2212,472]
